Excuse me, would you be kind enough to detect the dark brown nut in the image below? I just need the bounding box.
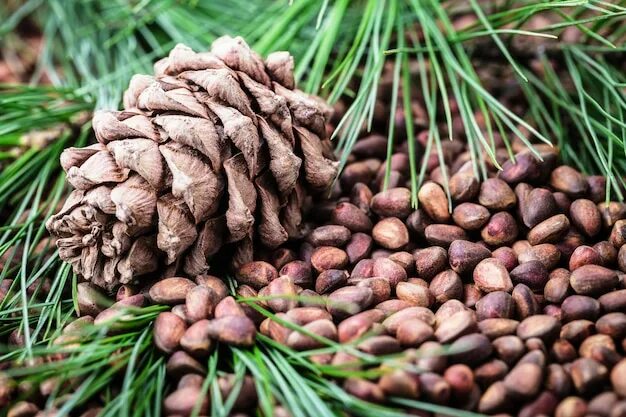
[519,187,558,229]
[570,199,602,237]
[357,335,401,355]
[551,338,577,363]
[478,381,509,414]
[265,276,298,313]
[236,262,278,289]
[519,391,559,417]
[286,307,332,326]
[611,359,626,397]
[473,258,514,293]
[338,309,385,343]
[345,233,373,264]
[315,269,348,294]
[396,318,434,347]
[452,203,490,230]
[149,278,196,304]
[598,289,626,312]
[205,315,256,346]
[266,314,292,344]
[341,161,374,190]
[371,187,411,218]
[375,299,413,316]
[596,312,626,339]
[154,312,187,354]
[434,299,467,325]
[378,369,420,399]
[185,285,216,322]
[517,315,560,342]
[298,241,315,265]
[372,217,409,249]
[373,257,407,288]
[545,364,573,397]
[560,320,595,345]
[449,333,493,365]
[517,349,547,368]
[331,202,373,232]
[195,275,228,301]
[310,246,348,272]
[599,202,626,228]
[307,225,351,247]
[418,372,450,404]
[214,296,246,318]
[570,265,618,296]
[270,248,296,271]
[555,396,587,417]
[580,334,615,359]
[279,261,312,286]
[478,318,519,339]
[217,375,257,411]
[327,286,373,319]
[418,181,450,223]
[443,364,474,398]
[76,283,109,316]
[474,359,508,388]
[343,378,385,403]
[382,306,435,334]
[286,319,337,350]
[569,245,602,271]
[463,283,482,308]
[406,209,432,237]
[481,212,518,246]
[544,269,571,304]
[166,350,206,378]
[164,386,208,416]
[476,291,514,320]
[499,152,541,184]
[519,244,561,270]
[7,402,40,417]
[550,166,588,197]
[424,224,468,247]
[510,260,549,291]
[388,251,414,273]
[588,391,619,417]
[512,284,540,319]
[448,240,491,275]
[528,214,570,245]
[586,175,606,203]
[351,134,387,158]
[570,358,607,394]
[429,270,463,303]
[491,247,518,272]
[434,310,477,343]
[553,191,572,213]
[354,277,391,305]
[414,246,448,279]
[610,219,626,247]
[449,172,479,202]
[503,362,542,398]
[479,178,516,210]
[557,230,585,260]
[180,320,213,357]
[116,285,135,302]
[619,245,626,272]
[493,335,525,365]
[396,282,433,307]
[351,258,375,278]
[350,182,373,213]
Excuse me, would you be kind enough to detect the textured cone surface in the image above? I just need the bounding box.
[47,36,337,291]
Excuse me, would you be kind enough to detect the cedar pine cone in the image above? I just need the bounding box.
[46,36,338,291]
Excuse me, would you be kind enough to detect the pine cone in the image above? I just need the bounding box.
[47,36,337,291]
